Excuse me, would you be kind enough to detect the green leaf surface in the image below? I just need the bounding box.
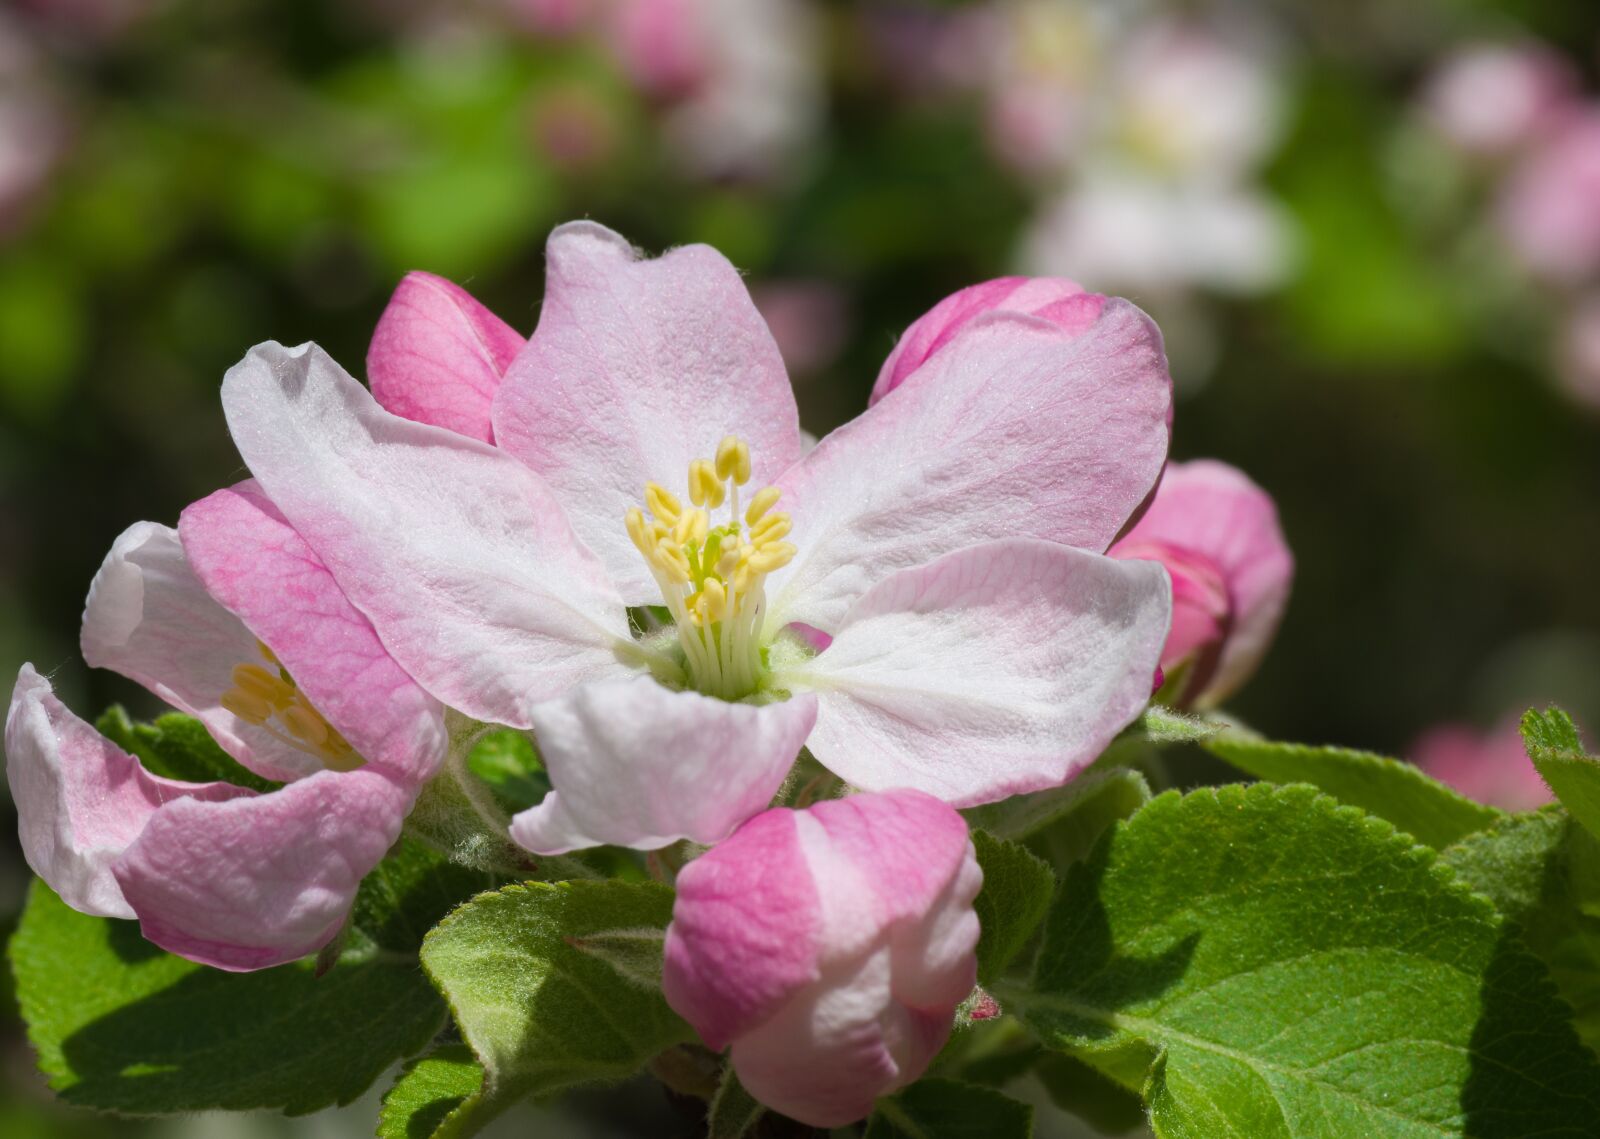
[1523,708,1600,841]
[1205,735,1499,848]
[378,1045,485,1139]
[95,706,278,792]
[707,1067,765,1139]
[1023,783,1600,1137]
[971,831,1054,984]
[1034,1051,1147,1136]
[9,839,486,1116]
[1439,808,1568,919]
[865,1078,1033,1138]
[965,767,1151,844]
[419,880,693,1132]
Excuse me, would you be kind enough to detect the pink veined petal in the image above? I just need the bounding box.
[179,480,446,786]
[870,275,1092,403]
[112,768,412,971]
[5,665,252,920]
[367,271,524,444]
[1111,459,1292,707]
[664,790,979,1127]
[662,808,822,1052]
[79,521,320,783]
[780,539,1172,807]
[221,340,633,730]
[508,677,816,854]
[492,221,803,603]
[770,304,1172,633]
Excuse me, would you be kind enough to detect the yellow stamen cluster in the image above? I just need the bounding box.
[219,641,362,771]
[625,434,796,700]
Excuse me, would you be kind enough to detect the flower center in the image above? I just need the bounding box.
[219,641,363,771]
[625,434,796,701]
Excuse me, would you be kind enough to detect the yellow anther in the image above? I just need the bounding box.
[697,578,728,624]
[281,703,331,747]
[673,508,709,546]
[645,483,682,524]
[746,541,797,574]
[626,507,653,554]
[221,688,273,725]
[748,512,791,546]
[231,663,286,702]
[716,435,752,485]
[688,458,726,508]
[654,541,692,584]
[716,548,740,579]
[745,486,781,525]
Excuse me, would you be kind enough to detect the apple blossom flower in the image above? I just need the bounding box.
[219,221,1173,856]
[1496,109,1600,284]
[1421,42,1579,158]
[1108,460,1293,709]
[662,789,981,1127]
[4,482,447,970]
[1411,715,1555,812]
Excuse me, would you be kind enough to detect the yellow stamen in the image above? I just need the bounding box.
[231,663,288,702]
[746,542,796,574]
[282,703,330,747]
[748,513,791,546]
[673,508,709,547]
[716,435,752,485]
[221,689,272,725]
[221,642,364,770]
[745,486,781,525]
[645,483,682,525]
[688,458,725,509]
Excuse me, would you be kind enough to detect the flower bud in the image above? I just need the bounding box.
[1110,459,1291,708]
[871,277,1104,404]
[1411,715,1556,812]
[662,789,981,1127]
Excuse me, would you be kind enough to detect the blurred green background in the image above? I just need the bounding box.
[2,0,1598,1134]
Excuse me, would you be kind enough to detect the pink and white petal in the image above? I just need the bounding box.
[770,305,1172,633]
[663,808,823,1052]
[221,341,633,730]
[1112,460,1291,706]
[367,271,524,444]
[780,540,1171,806]
[180,481,446,786]
[5,665,252,919]
[112,768,411,971]
[79,521,319,782]
[871,276,1092,403]
[508,678,815,854]
[492,222,803,602]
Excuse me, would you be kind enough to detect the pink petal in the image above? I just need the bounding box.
[112,768,412,971]
[492,222,803,603]
[367,271,524,444]
[1411,716,1555,813]
[771,304,1171,633]
[179,481,446,785]
[5,665,252,920]
[79,521,319,782]
[664,790,979,1127]
[781,539,1171,807]
[508,677,816,854]
[1110,459,1292,707]
[221,340,632,729]
[870,276,1092,403]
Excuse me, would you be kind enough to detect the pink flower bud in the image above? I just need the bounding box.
[607,0,713,100]
[870,276,1104,404]
[1110,460,1292,708]
[1411,715,1556,812]
[662,789,982,1127]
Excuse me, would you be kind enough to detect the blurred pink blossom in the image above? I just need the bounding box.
[1497,110,1600,284]
[1422,43,1579,158]
[1558,294,1600,411]
[750,280,851,379]
[1411,716,1555,812]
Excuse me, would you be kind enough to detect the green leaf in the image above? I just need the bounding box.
[1441,809,1600,1056]
[95,706,278,792]
[1034,1052,1147,1136]
[964,767,1151,843]
[378,1045,485,1139]
[1026,768,1154,873]
[1205,735,1500,848]
[971,831,1054,984]
[1523,708,1600,841]
[465,728,550,816]
[707,1067,765,1139]
[865,1078,1033,1138]
[1022,783,1600,1137]
[8,839,486,1116]
[419,880,693,1132]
